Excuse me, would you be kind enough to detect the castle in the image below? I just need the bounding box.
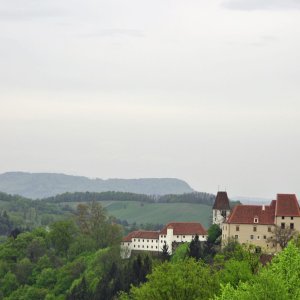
[121,191,300,257]
[213,192,300,252]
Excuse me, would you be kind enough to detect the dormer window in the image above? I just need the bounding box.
[254,218,258,223]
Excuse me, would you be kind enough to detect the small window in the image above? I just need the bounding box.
[156,246,157,249]
[202,235,205,238]
[138,245,140,248]
[250,235,254,240]
[257,236,260,240]
[236,226,239,231]
[134,245,136,248]
[253,226,257,232]
[142,245,144,248]
[138,239,140,242]
[254,218,258,223]
[133,239,135,242]
[268,227,272,232]
[177,235,179,238]
[282,216,285,220]
[147,246,148,248]
[152,240,153,243]
[263,235,267,239]
[291,217,294,220]
[143,239,144,242]
[183,235,185,238]
[164,235,166,238]
[290,223,294,229]
[235,235,238,239]
[281,223,285,229]
[147,240,149,242]
[151,246,153,249]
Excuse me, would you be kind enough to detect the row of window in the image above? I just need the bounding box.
[133,245,158,249]
[282,216,294,220]
[133,239,158,243]
[234,235,267,240]
[281,223,294,229]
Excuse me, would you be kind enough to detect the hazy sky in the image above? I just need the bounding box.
[0,0,300,198]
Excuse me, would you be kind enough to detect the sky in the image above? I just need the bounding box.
[0,0,300,198]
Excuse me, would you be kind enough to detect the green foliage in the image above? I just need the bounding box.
[122,258,219,300]
[171,243,188,262]
[207,224,222,244]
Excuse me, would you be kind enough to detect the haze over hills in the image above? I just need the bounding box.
[0,172,194,199]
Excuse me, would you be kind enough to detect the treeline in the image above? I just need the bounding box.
[42,191,216,206]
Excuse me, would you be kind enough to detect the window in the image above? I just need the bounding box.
[156,246,157,249]
[164,235,166,238]
[291,217,294,220]
[138,245,140,248]
[142,245,144,248]
[143,239,144,242]
[151,246,153,249]
[254,218,258,223]
[133,239,135,242]
[177,235,179,238]
[257,236,260,240]
[263,235,267,239]
[147,240,149,242]
[236,226,239,231]
[282,216,285,220]
[235,235,238,239]
[183,235,185,238]
[138,239,140,242]
[152,240,153,243]
[202,236,205,238]
[250,235,254,240]
[290,223,294,229]
[253,226,257,232]
[134,245,135,248]
[281,223,285,229]
[268,227,272,232]
[147,246,148,248]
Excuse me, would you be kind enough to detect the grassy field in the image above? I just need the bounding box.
[66,201,212,228]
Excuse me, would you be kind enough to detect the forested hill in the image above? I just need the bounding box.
[42,191,215,206]
[0,172,194,199]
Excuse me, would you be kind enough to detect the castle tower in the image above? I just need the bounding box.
[212,191,231,226]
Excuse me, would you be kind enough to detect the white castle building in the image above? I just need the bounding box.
[121,222,207,258]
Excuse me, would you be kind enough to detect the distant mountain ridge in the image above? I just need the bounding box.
[0,172,194,199]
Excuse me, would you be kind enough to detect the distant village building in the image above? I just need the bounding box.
[121,222,207,258]
[212,191,231,226]
[222,194,300,252]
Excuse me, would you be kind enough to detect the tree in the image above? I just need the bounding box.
[49,220,78,256]
[161,242,170,261]
[268,225,296,249]
[121,258,219,300]
[207,224,222,244]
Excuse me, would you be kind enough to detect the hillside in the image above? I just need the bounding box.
[0,172,194,199]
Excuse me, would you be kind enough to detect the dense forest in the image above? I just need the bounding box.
[1,201,300,299]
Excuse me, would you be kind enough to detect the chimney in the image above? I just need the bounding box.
[262,205,265,211]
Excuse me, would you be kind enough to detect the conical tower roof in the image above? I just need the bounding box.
[213,191,230,210]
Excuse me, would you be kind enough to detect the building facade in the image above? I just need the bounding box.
[121,222,207,258]
[222,194,300,252]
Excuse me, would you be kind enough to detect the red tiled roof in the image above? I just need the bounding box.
[122,230,159,242]
[213,191,230,210]
[275,194,300,217]
[227,204,275,225]
[160,222,207,235]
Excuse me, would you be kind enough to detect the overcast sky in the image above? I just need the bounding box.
[0,0,300,198]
